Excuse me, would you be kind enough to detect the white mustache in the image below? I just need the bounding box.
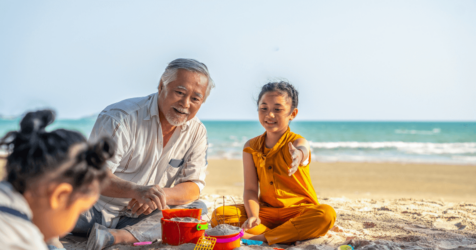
[172,106,190,115]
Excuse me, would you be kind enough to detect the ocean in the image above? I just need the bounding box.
[1,118,475,165]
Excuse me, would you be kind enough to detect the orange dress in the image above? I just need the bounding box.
[211,128,336,245]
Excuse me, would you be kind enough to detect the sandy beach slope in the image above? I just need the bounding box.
[204,160,476,203]
[2,158,475,202]
[1,158,475,249]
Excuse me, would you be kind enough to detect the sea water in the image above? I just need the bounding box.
[205,121,476,165]
[1,118,475,165]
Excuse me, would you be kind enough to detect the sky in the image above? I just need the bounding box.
[0,0,475,121]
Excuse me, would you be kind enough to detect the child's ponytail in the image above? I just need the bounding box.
[84,138,114,170]
[66,137,115,194]
[0,109,115,196]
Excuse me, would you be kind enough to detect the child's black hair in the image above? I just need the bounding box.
[0,110,115,195]
[257,81,299,111]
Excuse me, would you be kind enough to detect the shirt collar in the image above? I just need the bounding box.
[149,92,159,120]
[181,119,191,132]
[145,92,190,132]
[258,127,291,154]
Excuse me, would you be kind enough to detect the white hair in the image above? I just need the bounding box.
[159,58,215,102]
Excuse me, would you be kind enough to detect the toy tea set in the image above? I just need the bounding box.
[160,208,242,250]
[158,197,353,250]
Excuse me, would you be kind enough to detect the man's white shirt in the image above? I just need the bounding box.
[89,93,208,227]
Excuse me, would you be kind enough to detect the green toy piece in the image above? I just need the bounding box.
[196,223,208,230]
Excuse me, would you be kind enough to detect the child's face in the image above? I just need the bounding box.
[27,181,100,240]
[258,91,297,133]
[50,186,100,238]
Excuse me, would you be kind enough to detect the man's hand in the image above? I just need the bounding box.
[288,142,304,176]
[127,184,167,216]
[127,199,154,216]
[127,198,171,216]
[241,216,261,230]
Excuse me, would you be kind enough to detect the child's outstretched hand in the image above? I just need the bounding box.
[241,216,261,230]
[288,142,304,176]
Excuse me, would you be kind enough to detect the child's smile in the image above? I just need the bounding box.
[264,120,277,126]
[258,91,296,134]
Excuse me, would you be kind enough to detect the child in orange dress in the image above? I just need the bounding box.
[211,81,336,245]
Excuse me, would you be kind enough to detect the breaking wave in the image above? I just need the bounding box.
[394,128,441,135]
[308,141,476,155]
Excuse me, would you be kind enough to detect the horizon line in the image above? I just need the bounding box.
[200,119,476,122]
[1,115,475,123]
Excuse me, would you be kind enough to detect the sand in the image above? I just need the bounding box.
[169,217,201,223]
[1,158,475,249]
[61,194,476,249]
[205,224,241,236]
[1,159,475,202]
[204,160,476,203]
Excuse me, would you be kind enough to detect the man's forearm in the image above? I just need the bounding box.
[101,170,138,198]
[164,181,200,205]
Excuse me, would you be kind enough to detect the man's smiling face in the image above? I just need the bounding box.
[158,69,208,126]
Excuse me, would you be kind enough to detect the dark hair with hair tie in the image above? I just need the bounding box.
[257,81,299,111]
[0,110,115,196]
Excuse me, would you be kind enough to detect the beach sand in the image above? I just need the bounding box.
[1,158,475,249]
[204,160,476,203]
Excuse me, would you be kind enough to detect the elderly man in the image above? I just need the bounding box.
[71,58,214,249]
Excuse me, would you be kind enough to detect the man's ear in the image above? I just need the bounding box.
[49,183,73,209]
[289,108,298,121]
[158,81,164,93]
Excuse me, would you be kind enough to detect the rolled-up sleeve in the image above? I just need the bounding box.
[89,113,131,173]
[175,125,208,192]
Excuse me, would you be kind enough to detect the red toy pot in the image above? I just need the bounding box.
[161,208,208,245]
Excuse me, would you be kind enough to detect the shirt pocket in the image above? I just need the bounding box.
[167,158,184,174]
[169,159,184,168]
[160,158,185,187]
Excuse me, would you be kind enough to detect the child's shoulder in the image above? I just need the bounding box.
[243,134,264,150]
[287,129,305,141]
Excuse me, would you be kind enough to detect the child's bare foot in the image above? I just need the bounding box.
[242,232,267,242]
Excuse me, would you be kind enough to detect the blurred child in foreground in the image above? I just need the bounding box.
[0,110,114,249]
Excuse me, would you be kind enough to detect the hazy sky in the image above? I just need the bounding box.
[1,0,475,120]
